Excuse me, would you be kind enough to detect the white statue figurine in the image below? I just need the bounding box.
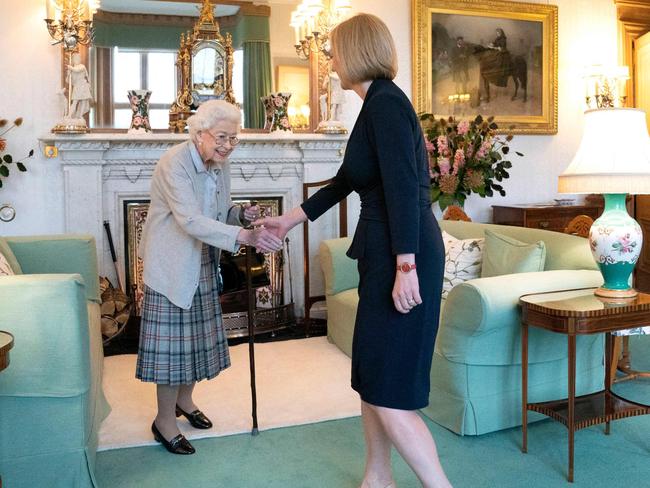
[321,72,346,122]
[328,72,345,122]
[67,53,92,120]
[316,72,348,134]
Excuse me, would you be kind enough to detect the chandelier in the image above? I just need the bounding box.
[290,0,352,60]
[44,0,100,52]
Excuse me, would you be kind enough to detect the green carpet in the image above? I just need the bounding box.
[97,336,650,487]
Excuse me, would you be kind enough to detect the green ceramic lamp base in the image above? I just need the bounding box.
[590,194,642,298]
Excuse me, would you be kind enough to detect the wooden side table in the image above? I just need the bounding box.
[0,331,13,372]
[492,204,601,233]
[520,289,650,482]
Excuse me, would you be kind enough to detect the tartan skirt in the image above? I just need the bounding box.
[136,245,230,385]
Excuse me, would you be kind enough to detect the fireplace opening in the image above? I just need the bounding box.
[123,197,294,338]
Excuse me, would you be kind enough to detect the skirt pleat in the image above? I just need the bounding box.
[136,245,230,385]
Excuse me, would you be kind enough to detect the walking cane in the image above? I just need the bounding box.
[245,244,259,435]
[245,237,260,434]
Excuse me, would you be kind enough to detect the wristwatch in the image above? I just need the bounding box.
[396,262,417,273]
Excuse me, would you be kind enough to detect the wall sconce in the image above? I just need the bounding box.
[44,0,97,51]
[582,65,629,110]
[290,0,352,60]
[44,0,98,134]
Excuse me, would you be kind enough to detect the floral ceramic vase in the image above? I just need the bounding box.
[127,89,152,134]
[589,193,642,297]
[265,92,292,133]
[260,95,274,131]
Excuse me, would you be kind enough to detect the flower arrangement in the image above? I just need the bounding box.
[420,114,523,211]
[0,117,32,189]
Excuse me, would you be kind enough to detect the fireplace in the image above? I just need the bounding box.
[41,132,355,322]
[124,197,293,337]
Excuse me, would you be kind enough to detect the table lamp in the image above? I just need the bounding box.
[558,107,650,298]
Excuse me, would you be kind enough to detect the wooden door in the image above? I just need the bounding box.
[634,31,650,292]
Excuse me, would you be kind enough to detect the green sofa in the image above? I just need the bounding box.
[0,235,110,487]
[319,220,605,435]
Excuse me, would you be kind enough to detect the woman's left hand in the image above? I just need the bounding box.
[242,203,261,222]
[392,271,422,314]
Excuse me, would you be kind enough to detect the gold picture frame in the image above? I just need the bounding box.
[412,0,558,134]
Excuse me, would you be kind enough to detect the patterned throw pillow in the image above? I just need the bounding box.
[0,252,14,276]
[441,231,484,300]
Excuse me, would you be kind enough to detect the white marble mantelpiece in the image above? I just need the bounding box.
[39,132,356,316]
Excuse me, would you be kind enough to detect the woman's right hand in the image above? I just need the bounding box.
[237,227,283,253]
[253,207,308,241]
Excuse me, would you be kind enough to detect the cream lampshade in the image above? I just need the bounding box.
[559,107,650,298]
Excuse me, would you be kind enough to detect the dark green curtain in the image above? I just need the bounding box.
[243,41,272,129]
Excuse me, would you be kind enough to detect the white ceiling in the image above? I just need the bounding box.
[100,0,241,17]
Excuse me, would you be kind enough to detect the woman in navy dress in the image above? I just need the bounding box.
[255,14,451,488]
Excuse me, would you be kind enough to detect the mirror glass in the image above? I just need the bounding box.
[89,0,309,131]
[192,42,226,100]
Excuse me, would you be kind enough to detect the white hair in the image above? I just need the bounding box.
[186,100,241,139]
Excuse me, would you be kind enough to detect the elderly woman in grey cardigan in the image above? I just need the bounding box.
[136,100,282,455]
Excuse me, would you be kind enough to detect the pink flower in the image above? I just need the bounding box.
[280,117,290,128]
[457,120,470,135]
[454,149,465,168]
[476,140,492,159]
[436,135,449,156]
[438,157,451,175]
[424,136,435,153]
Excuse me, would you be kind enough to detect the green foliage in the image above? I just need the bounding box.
[0,117,32,190]
[419,113,523,210]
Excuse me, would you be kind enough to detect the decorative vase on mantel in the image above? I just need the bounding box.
[127,90,152,134]
[262,92,292,134]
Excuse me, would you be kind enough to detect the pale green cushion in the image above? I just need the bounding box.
[5,234,100,303]
[319,237,358,295]
[0,236,22,274]
[481,229,546,278]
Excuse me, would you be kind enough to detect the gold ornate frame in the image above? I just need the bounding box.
[169,0,236,133]
[412,0,558,134]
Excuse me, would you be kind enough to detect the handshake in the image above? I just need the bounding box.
[236,204,298,254]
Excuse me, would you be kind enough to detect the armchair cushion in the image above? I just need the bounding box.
[481,229,546,277]
[5,234,100,303]
[441,231,483,300]
[319,237,357,295]
[0,236,22,274]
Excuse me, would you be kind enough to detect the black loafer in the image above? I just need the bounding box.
[151,422,195,455]
[175,404,213,429]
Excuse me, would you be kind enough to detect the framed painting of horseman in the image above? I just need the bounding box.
[413,0,558,134]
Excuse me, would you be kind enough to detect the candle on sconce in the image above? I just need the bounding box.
[46,0,55,20]
[82,0,91,21]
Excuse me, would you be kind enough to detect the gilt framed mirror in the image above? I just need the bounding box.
[86,0,313,132]
[169,0,236,132]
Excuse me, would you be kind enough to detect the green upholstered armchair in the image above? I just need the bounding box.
[0,235,110,488]
[319,221,605,436]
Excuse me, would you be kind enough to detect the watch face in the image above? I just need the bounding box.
[400,263,411,273]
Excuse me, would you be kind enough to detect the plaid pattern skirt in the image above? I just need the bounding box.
[136,245,230,385]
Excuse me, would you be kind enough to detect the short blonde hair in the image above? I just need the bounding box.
[187,100,241,139]
[330,13,397,84]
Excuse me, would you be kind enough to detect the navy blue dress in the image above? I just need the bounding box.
[301,79,444,409]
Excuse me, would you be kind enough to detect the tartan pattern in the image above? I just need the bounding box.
[136,245,231,385]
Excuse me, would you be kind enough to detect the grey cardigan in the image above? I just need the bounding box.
[139,141,244,309]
